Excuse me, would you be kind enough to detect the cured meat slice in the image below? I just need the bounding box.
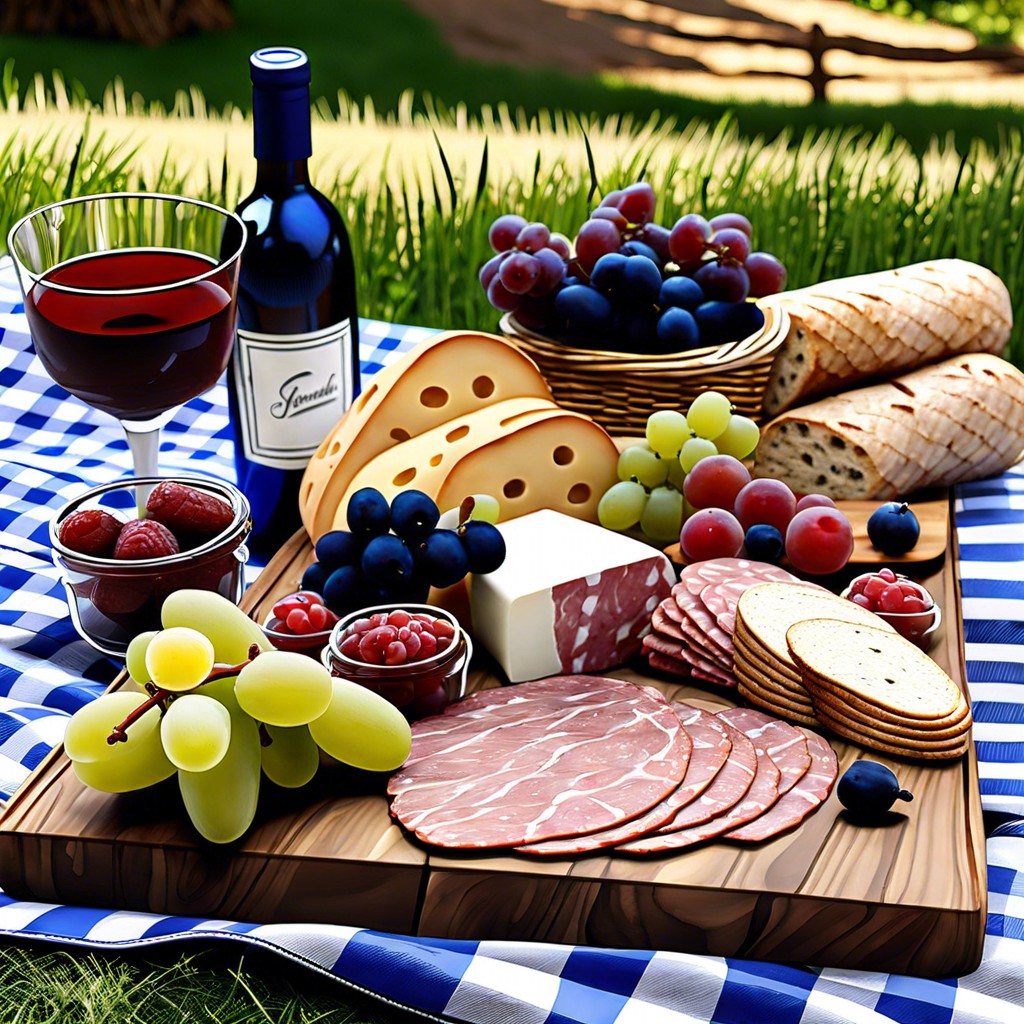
[673,589,734,661]
[718,706,811,795]
[655,600,731,671]
[388,676,692,849]
[679,558,800,597]
[619,720,759,853]
[516,703,733,856]
[643,631,736,687]
[726,731,838,842]
[620,718,782,853]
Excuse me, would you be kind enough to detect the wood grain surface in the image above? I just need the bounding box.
[0,500,985,977]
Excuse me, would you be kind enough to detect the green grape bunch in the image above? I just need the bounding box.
[63,590,413,844]
[597,390,760,545]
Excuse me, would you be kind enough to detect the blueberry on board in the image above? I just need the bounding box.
[837,761,914,820]
[360,534,415,588]
[458,520,506,574]
[390,489,440,543]
[314,529,362,569]
[415,528,472,588]
[744,523,784,563]
[346,487,391,541]
[867,500,920,556]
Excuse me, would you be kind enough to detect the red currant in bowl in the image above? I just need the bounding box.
[262,591,339,655]
[841,568,940,651]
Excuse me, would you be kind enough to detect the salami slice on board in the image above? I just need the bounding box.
[726,731,838,842]
[516,703,733,856]
[388,676,692,849]
[718,706,812,795]
[679,558,800,597]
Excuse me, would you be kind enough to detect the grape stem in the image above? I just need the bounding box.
[107,643,264,744]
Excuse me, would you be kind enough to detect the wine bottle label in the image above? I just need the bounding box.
[232,321,353,470]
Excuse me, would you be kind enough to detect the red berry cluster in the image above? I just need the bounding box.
[338,609,455,667]
[845,568,937,647]
[58,481,233,560]
[269,591,339,636]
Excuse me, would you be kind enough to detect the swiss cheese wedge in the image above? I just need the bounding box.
[334,401,619,528]
[300,331,554,539]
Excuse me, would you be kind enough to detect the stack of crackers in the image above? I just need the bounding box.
[733,582,971,760]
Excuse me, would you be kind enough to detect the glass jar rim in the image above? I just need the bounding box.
[325,603,463,672]
[50,475,251,571]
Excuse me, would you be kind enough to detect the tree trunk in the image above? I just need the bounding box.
[1,0,234,47]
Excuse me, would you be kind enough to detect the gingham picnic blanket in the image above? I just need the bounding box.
[1,256,1022,1024]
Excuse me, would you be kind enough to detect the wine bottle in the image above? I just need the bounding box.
[228,46,360,558]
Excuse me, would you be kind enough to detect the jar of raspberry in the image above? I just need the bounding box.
[321,604,472,720]
[50,476,251,658]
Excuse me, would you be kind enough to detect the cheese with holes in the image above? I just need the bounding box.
[470,509,675,683]
[333,402,619,528]
[300,331,553,539]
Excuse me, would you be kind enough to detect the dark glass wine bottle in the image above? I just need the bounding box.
[228,46,360,558]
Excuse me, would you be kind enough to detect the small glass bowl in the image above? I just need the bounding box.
[841,573,941,652]
[262,613,334,657]
[321,603,472,721]
[50,476,251,658]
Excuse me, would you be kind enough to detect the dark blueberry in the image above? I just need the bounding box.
[390,489,440,543]
[837,761,914,820]
[314,529,362,569]
[619,239,662,268]
[360,534,415,588]
[744,523,785,563]
[866,501,920,556]
[658,274,704,311]
[415,529,471,588]
[554,284,614,339]
[693,300,765,345]
[346,487,391,541]
[322,565,372,616]
[458,520,506,574]
[654,307,700,353]
[590,252,629,295]
[620,254,663,305]
[300,559,332,596]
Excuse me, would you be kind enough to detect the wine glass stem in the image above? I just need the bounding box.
[123,424,161,513]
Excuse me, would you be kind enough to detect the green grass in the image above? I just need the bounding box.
[0,939,426,1024]
[2,0,1023,154]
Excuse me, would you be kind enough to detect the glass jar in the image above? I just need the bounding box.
[321,603,472,720]
[50,476,251,657]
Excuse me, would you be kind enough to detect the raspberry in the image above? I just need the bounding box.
[113,519,180,560]
[146,481,233,537]
[58,509,124,557]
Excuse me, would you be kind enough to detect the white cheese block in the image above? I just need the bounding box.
[471,509,675,683]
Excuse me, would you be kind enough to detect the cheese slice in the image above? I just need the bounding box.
[333,400,619,528]
[470,509,674,683]
[300,331,552,539]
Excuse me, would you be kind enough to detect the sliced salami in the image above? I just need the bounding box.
[388,676,692,849]
[674,590,734,661]
[680,558,799,597]
[619,720,759,853]
[620,719,782,853]
[657,599,732,671]
[516,703,733,856]
[725,731,838,842]
[643,632,736,687]
[717,706,812,795]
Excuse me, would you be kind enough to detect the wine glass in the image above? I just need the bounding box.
[7,192,246,490]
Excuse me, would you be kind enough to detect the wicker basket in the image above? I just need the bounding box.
[499,304,790,434]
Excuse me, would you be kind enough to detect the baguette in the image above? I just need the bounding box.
[753,353,1024,499]
[760,260,1012,416]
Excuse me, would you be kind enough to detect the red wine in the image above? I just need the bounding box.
[25,249,236,422]
[228,47,360,556]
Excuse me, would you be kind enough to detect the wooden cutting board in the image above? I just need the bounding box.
[0,502,985,977]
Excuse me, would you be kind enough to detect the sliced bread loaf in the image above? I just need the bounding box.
[753,352,1024,500]
[760,259,1012,416]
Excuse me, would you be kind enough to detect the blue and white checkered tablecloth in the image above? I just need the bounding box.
[1,254,1023,1023]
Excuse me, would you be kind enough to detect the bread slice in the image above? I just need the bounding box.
[786,619,964,720]
[810,686,971,743]
[760,260,1012,416]
[812,708,969,761]
[753,353,1024,500]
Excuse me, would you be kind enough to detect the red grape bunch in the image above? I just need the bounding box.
[480,182,789,354]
